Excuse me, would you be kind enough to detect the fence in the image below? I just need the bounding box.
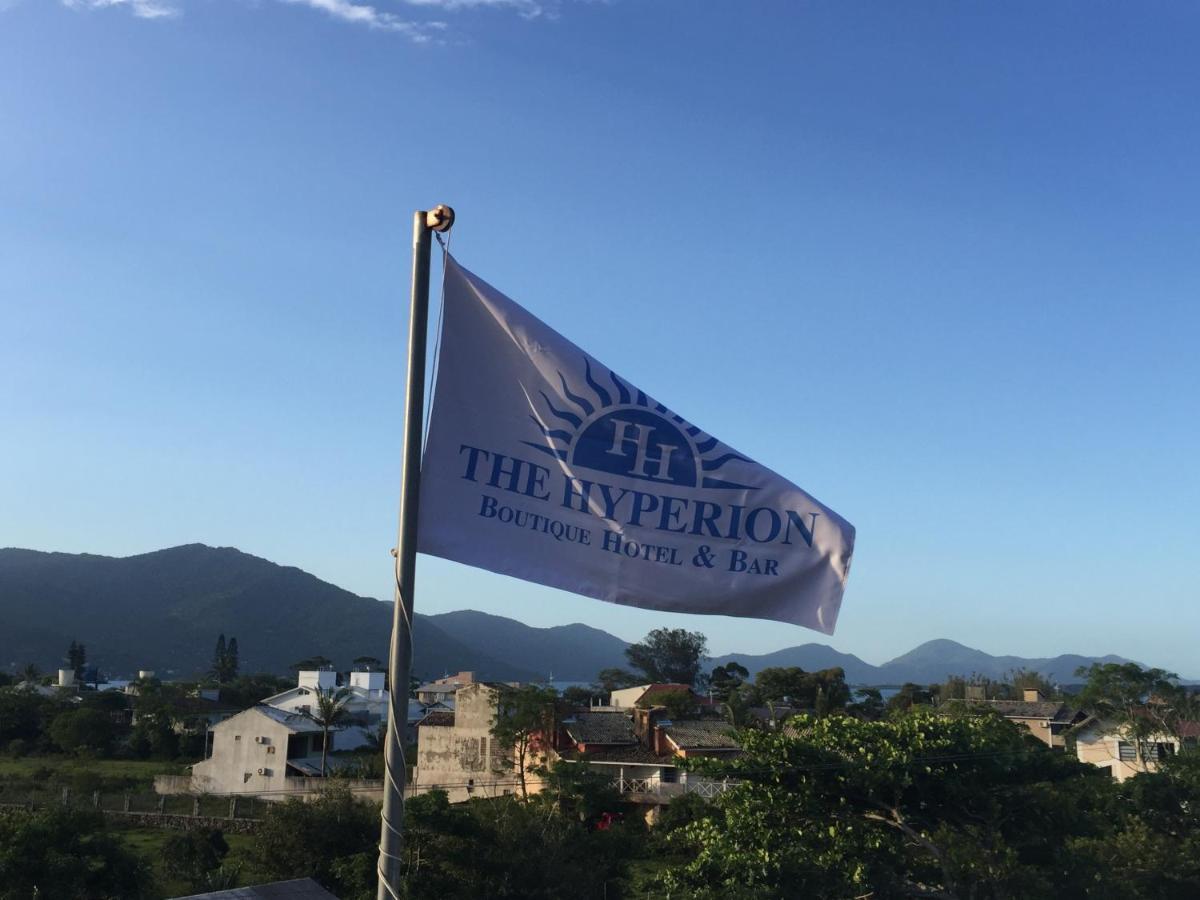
[156,774,389,803]
[616,776,734,800]
[0,783,267,823]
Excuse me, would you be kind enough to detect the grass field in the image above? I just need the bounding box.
[0,756,188,787]
[112,824,272,899]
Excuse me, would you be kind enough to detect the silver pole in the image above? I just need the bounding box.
[377,204,454,900]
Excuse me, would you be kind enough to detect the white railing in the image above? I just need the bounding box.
[615,776,733,799]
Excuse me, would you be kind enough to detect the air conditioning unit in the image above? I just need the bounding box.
[266,745,276,754]
[257,767,271,776]
[255,736,267,744]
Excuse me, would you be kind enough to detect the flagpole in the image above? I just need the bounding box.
[377,204,454,900]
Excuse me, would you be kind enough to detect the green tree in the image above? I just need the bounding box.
[491,684,558,800]
[290,655,333,672]
[353,655,383,671]
[753,666,850,713]
[67,639,87,680]
[708,662,750,702]
[559,685,596,707]
[210,633,240,683]
[0,807,151,899]
[662,710,1112,899]
[1076,662,1186,769]
[312,686,352,776]
[886,681,935,714]
[847,687,886,721]
[219,672,293,709]
[250,788,378,896]
[538,758,621,823]
[0,688,58,746]
[50,707,116,755]
[637,687,699,720]
[397,790,635,900]
[162,828,231,889]
[625,628,708,686]
[721,687,752,728]
[594,667,640,693]
[1007,667,1057,699]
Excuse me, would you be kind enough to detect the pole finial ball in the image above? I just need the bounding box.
[426,205,455,232]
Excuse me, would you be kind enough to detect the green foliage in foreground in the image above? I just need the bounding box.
[0,807,152,900]
[660,710,1200,899]
[245,785,637,900]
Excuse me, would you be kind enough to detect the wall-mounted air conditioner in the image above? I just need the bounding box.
[257,767,271,776]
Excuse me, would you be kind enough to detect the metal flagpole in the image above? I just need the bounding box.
[377,204,454,900]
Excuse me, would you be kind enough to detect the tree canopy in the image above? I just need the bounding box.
[624,627,708,687]
[661,710,1137,899]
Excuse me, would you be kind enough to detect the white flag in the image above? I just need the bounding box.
[418,256,855,634]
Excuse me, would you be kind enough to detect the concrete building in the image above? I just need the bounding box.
[191,706,330,795]
[412,682,544,803]
[414,671,476,705]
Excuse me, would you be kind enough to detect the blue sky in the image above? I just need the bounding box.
[2,1,1197,676]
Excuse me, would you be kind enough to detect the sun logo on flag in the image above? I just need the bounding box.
[522,359,755,491]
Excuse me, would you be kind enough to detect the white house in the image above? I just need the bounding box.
[1073,717,1199,782]
[190,705,330,795]
[260,670,388,751]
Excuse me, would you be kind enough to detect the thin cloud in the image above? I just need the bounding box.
[276,0,444,40]
[54,0,588,39]
[400,0,554,19]
[62,0,180,18]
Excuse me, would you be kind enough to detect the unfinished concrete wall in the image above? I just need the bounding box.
[191,708,296,795]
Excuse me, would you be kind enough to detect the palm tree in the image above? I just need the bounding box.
[311,686,352,776]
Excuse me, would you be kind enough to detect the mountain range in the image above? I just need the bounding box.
[0,544,1159,685]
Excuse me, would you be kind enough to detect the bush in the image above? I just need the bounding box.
[0,807,151,899]
[49,708,115,756]
[6,739,27,758]
[162,828,230,888]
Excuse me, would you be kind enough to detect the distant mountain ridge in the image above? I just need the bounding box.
[710,639,1139,686]
[0,545,1167,684]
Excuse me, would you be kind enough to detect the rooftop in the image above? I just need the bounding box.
[563,711,636,746]
[661,719,741,750]
[972,700,1081,722]
[252,705,324,733]
[171,877,338,900]
[569,744,673,766]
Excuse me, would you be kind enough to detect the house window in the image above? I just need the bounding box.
[312,734,325,752]
[1117,741,1136,761]
[1139,742,1175,762]
[660,768,677,783]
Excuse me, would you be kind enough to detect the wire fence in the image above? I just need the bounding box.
[0,783,267,820]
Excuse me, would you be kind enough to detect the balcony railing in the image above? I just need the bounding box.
[615,776,733,799]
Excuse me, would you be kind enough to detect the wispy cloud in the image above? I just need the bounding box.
[62,0,180,19]
[276,0,446,40]
[54,0,584,40]
[400,0,555,20]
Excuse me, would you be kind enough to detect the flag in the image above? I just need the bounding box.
[417,256,855,634]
